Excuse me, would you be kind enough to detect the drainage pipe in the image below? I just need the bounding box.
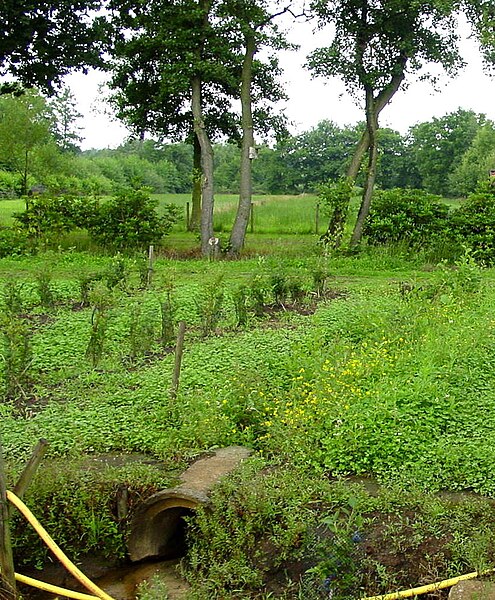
[128,446,251,562]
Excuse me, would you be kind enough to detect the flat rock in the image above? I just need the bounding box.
[449,580,495,600]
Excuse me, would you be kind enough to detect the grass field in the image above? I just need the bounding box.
[1,194,494,599]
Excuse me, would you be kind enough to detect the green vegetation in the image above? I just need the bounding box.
[2,227,495,597]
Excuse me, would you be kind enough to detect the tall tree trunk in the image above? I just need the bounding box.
[350,89,379,248]
[347,129,370,179]
[189,133,202,232]
[191,75,215,256]
[228,31,256,256]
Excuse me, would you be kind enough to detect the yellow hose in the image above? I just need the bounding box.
[7,489,115,600]
[15,572,100,600]
[363,567,492,600]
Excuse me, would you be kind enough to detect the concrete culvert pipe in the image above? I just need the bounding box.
[127,447,251,563]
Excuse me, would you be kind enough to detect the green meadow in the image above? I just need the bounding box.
[2,194,495,599]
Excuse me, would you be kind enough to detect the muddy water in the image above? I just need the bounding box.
[21,559,190,600]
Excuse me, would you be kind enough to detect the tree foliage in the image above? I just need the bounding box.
[410,109,485,196]
[306,0,473,245]
[0,0,106,93]
[364,188,449,246]
[88,188,180,249]
[0,90,54,194]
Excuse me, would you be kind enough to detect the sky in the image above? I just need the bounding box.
[67,16,495,151]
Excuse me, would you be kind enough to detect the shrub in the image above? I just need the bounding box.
[448,181,495,263]
[14,194,98,239]
[89,188,179,250]
[0,170,22,198]
[364,188,449,246]
[0,227,32,257]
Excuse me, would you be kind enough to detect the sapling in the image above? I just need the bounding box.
[2,278,24,316]
[195,276,224,337]
[128,301,155,360]
[36,269,55,310]
[248,275,266,316]
[270,272,288,306]
[1,316,32,400]
[85,282,114,368]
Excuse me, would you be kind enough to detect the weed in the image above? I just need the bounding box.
[194,276,224,337]
[307,497,365,599]
[248,275,266,316]
[36,269,55,309]
[136,574,170,600]
[2,278,24,316]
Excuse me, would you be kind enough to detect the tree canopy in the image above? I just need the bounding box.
[0,0,106,93]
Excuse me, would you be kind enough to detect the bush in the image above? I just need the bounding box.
[448,181,495,263]
[0,227,32,257]
[14,194,98,239]
[89,188,179,250]
[364,188,449,246]
[0,170,22,198]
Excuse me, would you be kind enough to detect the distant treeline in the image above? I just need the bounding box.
[1,86,494,199]
[65,110,495,198]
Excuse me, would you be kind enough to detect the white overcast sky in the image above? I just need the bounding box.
[66,15,495,150]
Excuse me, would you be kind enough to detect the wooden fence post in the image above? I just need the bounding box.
[0,436,16,598]
[13,439,49,499]
[170,321,186,400]
[147,245,154,288]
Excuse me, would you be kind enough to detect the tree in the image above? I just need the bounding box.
[0,0,106,93]
[410,109,486,196]
[0,90,54,195]
[107,0,240,254]
[220,0,294,256]
[376,128,421,190]
[278,120,362,192]
[307,0,465,247]
[450,121,495,196]
[48,87,84,152]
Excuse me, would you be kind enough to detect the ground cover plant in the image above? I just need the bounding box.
[4,203,495,598]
